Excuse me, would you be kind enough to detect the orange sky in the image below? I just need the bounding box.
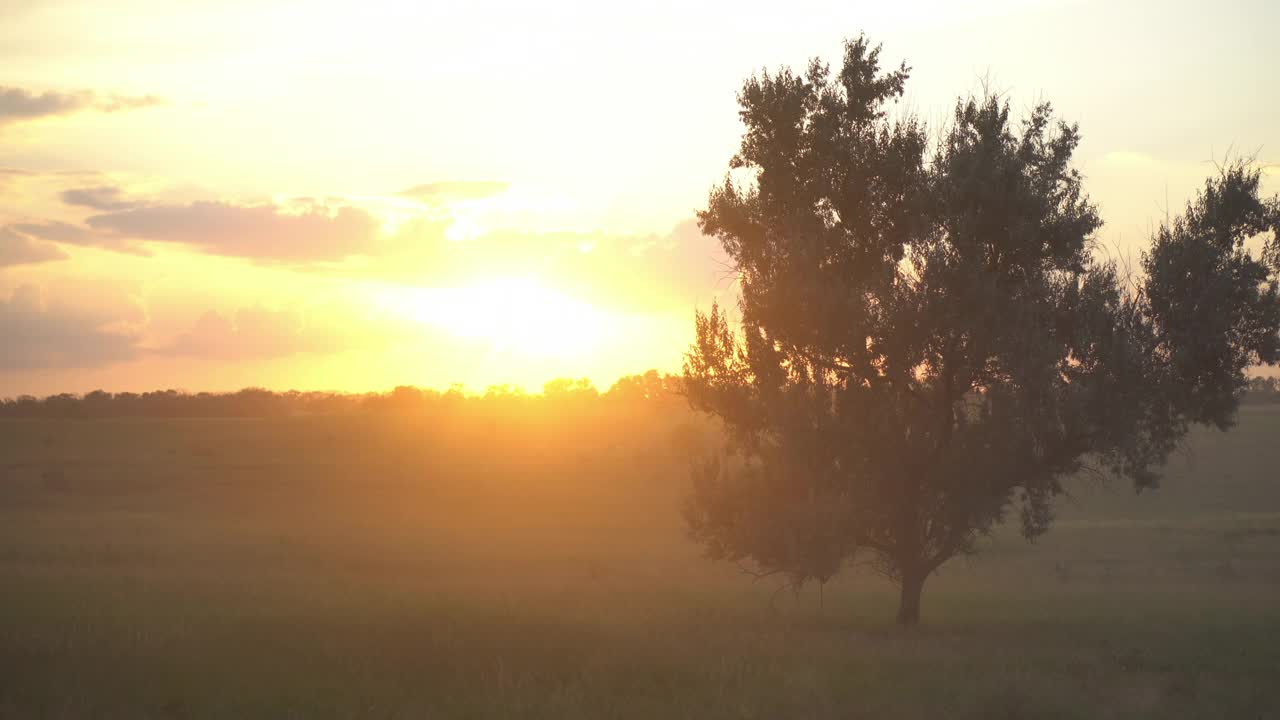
[1,0,1277,395]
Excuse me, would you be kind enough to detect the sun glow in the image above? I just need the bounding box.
[444,216,485,242]
[385,276,614,360]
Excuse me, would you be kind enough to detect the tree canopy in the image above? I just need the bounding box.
[682,35,1280,625]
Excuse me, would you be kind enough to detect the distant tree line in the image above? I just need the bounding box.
[1242,376,1280,404]
[0,370,685,419]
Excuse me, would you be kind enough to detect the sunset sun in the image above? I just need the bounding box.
[3,1,1273,396]
[390,276,612,361]
[3,2,1280,717]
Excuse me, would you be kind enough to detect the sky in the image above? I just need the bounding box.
[1,0,1276,395]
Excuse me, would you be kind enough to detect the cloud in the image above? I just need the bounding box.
[10,220,96,244]
[398,181,509,202]
[0,284,142,369]
[0,86,164,126]
[61,185,141,211]
[0,226,68,267]
[0,87,92,125]
[85,201,381,261]
[156,299,404,361]
[96,94,166,113]
[159,305,354,360]
[7,219,148,255]
[0,166,35,190]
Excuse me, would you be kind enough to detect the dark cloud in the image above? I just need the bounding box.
[160,307,341,360]
[85,201,381,261]
[0,87,165,126]
[0,226,68,267]
[61,185,140,211]
[398,181,508,202]
[0,285,142,369]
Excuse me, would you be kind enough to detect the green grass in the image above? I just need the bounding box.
[1,407,1279,718]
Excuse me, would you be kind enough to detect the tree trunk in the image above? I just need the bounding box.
[896,569,926,627]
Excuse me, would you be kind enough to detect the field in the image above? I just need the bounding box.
[1,402,1278,719]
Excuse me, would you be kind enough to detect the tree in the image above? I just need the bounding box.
[681,35,1280,626]
[542,377,599,400]
[607,369,683,403]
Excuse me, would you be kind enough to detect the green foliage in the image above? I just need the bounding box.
[1143,164,1280,427]
[683,35,1280,624]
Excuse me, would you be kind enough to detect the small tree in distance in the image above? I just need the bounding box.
[682,35,1280,626]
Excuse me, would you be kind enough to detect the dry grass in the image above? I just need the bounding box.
[1,406,1278,718]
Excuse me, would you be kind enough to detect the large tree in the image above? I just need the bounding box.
[682,36,1280,626]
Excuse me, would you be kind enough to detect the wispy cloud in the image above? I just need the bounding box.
[398,181,509,202]
[0,87,92,125]
[60,185,142,211]
[10,220,96,244]
[0,226,68,267]
[0,86,165,126]
[96,93,166,113]
[8,220,149,255]
[85,201,381,262]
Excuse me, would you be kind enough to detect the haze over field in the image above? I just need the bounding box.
[2,0,1277,396]
[3,397,1280,716]
[5,3,1280,717]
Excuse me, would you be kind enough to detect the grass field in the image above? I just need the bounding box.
[1,404,1278,718]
